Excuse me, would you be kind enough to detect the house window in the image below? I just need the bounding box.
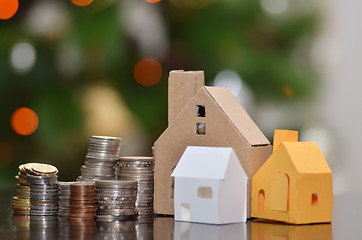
[196,105,205,117]
[258,189,265,212]
[197,186,213,199]
[312,193,318,206]
[196,123,206,135]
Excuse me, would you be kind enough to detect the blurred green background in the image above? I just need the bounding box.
[0,0,323,188]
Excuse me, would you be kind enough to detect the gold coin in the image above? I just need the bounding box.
[27,163,58,176]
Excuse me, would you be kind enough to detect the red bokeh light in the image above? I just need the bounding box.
[133,58,163,87]
[0,0,19,20]
[11,107,39,136]
[71,0,94,7]
[145,0,162,3]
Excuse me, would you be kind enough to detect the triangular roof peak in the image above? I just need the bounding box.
[171,146,247,180]
[203,86,270,146]
[280,142,331,174]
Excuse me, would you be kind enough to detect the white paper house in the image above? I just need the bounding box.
[171,146,248,224]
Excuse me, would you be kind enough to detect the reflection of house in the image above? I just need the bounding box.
[153,70,272,216]
[251,221,332,240]
[174,221,247,240]
[251,130,333,224]
[172,146,248,224]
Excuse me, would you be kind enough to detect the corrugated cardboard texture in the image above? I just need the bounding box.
[206,87,270,146]
[168,70,205,126]
[154,85,272,216]
[252,134,333,224]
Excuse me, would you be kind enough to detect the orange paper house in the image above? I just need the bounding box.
[153,70,272,216]
[251,130,333,224]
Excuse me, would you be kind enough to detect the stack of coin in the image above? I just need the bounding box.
[78,136,121,182]
[58,181,74,217]
[12,163,34,215]
[68,182,97,222]
[118,157,154,217]
[27,163,59,216]
[95,180,138,221]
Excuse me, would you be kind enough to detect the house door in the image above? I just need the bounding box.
[270,172,290,212]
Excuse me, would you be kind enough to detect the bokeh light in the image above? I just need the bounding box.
[133,58,162,86]
[11,107,39,136]
[0,0,19,20]
[10,42,36,74]
[71,0,94,7]
[214,70,242,97]
[283,86,294,98]
[260,0,288,15]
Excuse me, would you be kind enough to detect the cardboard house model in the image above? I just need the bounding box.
[251,129,333,224]
[171,146,248,224]
[153,70,272,216]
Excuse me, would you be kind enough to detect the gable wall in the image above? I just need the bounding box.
[154,88,270,215]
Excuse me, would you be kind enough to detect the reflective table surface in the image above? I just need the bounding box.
[0,190,358,239]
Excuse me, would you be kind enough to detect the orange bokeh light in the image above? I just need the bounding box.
[134,58,163,87]
[283,86,294,98]
[145,0,162,3]
[11,107,39,136]
[0,0,19,20]
[71,0,94,7]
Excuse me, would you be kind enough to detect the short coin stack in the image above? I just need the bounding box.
[118,157,154,217]
[27,163,59,217]
[95,180,138,221]
[78,136,122,182]
[12,163,33,215]
[68,182,97,222]
[58,181,74,217]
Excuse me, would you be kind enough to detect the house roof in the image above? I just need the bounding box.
[171,146,248,180]
[281,142,331,173]
[204,87,270,146]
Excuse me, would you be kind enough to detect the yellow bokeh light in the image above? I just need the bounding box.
[0,0,19,20]
[71,0,94,7]
[11,107,39,136]
[133,58,163,87]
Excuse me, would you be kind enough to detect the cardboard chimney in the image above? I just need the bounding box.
[251,129,333,224]
[153,70,272,216]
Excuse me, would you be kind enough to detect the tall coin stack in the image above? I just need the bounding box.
[78,136,122,182]
[68,182,97,222]
[95,180,138,221]
[58,181,74,218]
[12,163,33,215]
[118,157,154,217]
[27,163,59,217]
